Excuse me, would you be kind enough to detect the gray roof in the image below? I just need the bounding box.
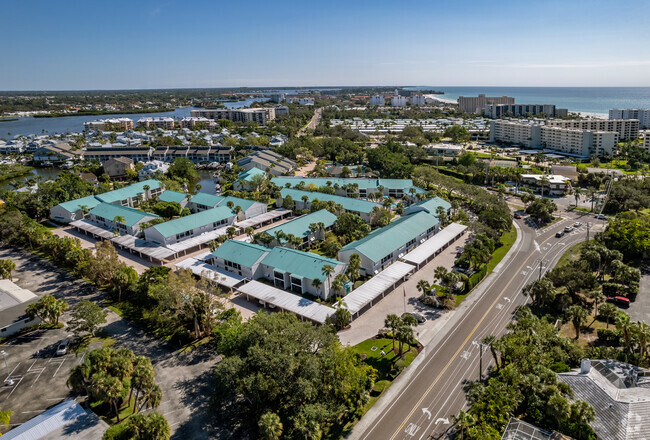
[501,418,564,440]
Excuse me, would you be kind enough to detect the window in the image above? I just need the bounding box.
[224,260,241,271]
[406,238,416,248]
[380,254,392,264]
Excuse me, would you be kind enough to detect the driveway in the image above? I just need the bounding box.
[338,233,470,347]
[0,247,221,439]
[627,273,650,323]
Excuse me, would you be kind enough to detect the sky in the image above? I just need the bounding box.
[2,0,650,90]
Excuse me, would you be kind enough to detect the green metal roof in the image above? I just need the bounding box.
[151,206,234,238]
[264,210,337,239]
[408,197,452,215]
[89,203,158,227]
[340,211,440,262]
[190,192,222,208]
[280,188,379,214]
[158,190,187,204]
[217,196,258,212]
[211,240,270,268]
[261,247,345,280]
[238,167,266,182]
[57,195,102,213]
[271,177,424,191]
[96,179,162,204]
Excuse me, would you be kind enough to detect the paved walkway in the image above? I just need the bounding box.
[338,233,470,347]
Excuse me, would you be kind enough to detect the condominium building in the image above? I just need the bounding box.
[643,131,650,154]
[489,120,541,148]
[410,95,426,106]
[136,117,176,130]
[483,104,567,119]
[83,118,134,131]
[609,109,650,129]
[179,117,216,129]
[547,119,639,140]
[391,91,407,107]
[190,107,275,125]
[370,95,385,106]
[458,94,515,114]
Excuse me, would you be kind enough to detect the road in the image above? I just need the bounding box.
[298,107,322,135]
[352,210,607,440]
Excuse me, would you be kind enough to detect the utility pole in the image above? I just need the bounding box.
[586,222,592,242]
[538,260,544,280]
[479,344,484,381]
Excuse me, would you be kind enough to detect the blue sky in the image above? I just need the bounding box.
[2,0,650,90]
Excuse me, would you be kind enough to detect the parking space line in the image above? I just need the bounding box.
[53,358,67,377]
[6,377,24,400]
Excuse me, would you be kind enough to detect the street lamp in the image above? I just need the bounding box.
[472,340,488,381]
[534,258,549,280]
[1,350,13,386]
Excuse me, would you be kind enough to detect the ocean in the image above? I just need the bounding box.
[405,86,650,116]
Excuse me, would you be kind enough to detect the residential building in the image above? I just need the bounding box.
[233,167,267,191]
[558,359,650,440]
[237,149,295,176]
[643,131,650,153]
[273,105,289,116]
[158,190,189,208]
[483,104,567,119]
[270,177,425,199]
[83,118,134,131]
[541,126,617,157]
[425,143,464,156]
[299,98,314,106]
[458,94,515,114]
[188,193,267,220]
[262,209,337,248]
[179,117,217,129]
[151,145,232,163]
[338,211,441,275]
[259,247,347,299]
[489,120,542,148]
[190,108,276,125]
[144,206,236,246]
[520,174,571,195]
[278,188,380,223]
[209,240,270,279]
[403,197,451,217]
[391,90,407,107]
[609,108,650,129]
[88,203,159,236]
[370,95,385,106]
[49,195,103,223]
[83,147,152,163]
[136,117,176,129]
[410,95,426,106]
[547,119,639,140]
[500,418,567,440]
[0,280,40,337]
[103,156,134,178]
[138,160,170,178]
[33,142,79,162]
[269,93,286,103]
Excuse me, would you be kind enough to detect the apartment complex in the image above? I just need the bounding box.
[237,149,295,176]
[391,90,407,107]
[83,118,134,131]
[369,95,385,106]
[190,107,276,125]
[643,131,650,154]
[179,117,217,129]
[609,108,650,129]
[410,95,426,106]
[547,119,639,140]
[489,120,541,148]
[490,120,617,157]
[136,117,176,130]
[483,104,568,119]
[458,94,515,114]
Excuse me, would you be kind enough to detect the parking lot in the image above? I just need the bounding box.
[0,327,84,431]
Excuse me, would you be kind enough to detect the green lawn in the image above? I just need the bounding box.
[352,338,417,382]
[487,226,517,273]
[557,241,588,268]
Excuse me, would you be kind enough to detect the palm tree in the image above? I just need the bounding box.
[540,176,550,197]
[598,302,617,329]
[416,279,430,295]
[0,259,17,281]
[587,289,605,317]
[311,278,322,298]
[0,410,12,433]
[321,264,335,296]
[434,266,448,287]
[616,312,634,354]
[384,314,401,352]
[573,187,583,207]
[226,226,237,239]
[637,321,650,361]
[567,305,588,339]
[587,187,597,212]
[481,335,501,371]
[346,253,362,284]
[96,375,124,422]
[113,215,126,226]
[332,273,349,297]
[245,226,255,241]
[286,234,302,249]
[452,411,475,440]
[258,412,283,440]
[333,297,351,329]
[273,230,287,246]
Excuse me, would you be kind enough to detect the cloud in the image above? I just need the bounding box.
[465,60,650,69]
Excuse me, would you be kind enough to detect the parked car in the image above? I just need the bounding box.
[402,312,426,324]
[555,231,565,238]
[564,226,574,233]
[574,222,582,228]
[595,214,606,219]
[607,296,630,308]
[56,339,70,356]
[514,213,522,219]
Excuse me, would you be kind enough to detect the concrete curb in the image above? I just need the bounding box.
[347,221,524,439]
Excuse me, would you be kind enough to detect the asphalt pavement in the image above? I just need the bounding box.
[350,210,607,440]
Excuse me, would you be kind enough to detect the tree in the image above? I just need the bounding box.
[258,411,283,440]
[616,312,634,354]
[167,158,200,192]
[384,314,401,352]
[522,278,556,309]
[333,298,351,330]
[68,300,107,337]
[332,213,370,244]
[598,302,617,329]
[566,305,588,339]
[396,314,417,358]
[26,294,69,325]
[332,273,349,298]
[346,253,362,283]
[245,226,255,241]
[311,278,322,297]
[481,335,500,371]
[416,279,430,295]
[0,410,12,433]
[321,264,335,295]
[587,289,605,317]
[0,259,16,281]
[525,198,557,224]
[119,412,171,440]
[452,410,476,440]
[573,187,583,207]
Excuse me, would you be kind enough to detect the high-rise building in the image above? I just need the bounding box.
[546,119,639,140]
[458,94,515,114]
[489,120,541,148]
[643,131,650,154]
[484,104,567,119]
[136,117,176,130]
[391,90,407,107]
[609,109,650,129]
[190,108,276,125]
[369,95,385,106]
[84,118,134,131]
[410,95,426,106]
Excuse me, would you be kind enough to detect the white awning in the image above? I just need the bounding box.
[235,208,291,229]
[237,280,334,324]
[402,223,467,266]
[175,252,244,289]
[165,226,229,253]
[344,261,415,315]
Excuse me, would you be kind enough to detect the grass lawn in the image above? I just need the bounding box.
[487,226,517,273]
[556,241,588,268]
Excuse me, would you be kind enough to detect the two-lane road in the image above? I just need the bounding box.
[354,213,605,440]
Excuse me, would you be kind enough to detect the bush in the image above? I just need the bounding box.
[549,361,571,373]
[597,328,619,344]
[602,282,621,296]
[389,359,406,379]
[467,266,488,291]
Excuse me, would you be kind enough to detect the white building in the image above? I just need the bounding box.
[643,131,650,154]
[609,109,650,129]
[489,120,542,148]
[191,108,276,125]
[144,206,236,246]
[136,117,176,129]
[84,118,134,131]
[547,119,639,141]
[391,90,407,107]
[179,117,217,129]
[410,95,426,106]
[520,174,571,195]
[299,98,314,106]
[370,95,385,106]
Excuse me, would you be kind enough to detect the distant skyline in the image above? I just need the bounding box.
[3,0,650,91]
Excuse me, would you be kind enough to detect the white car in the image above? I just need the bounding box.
[574,222,582,227]
[56,339,70,356]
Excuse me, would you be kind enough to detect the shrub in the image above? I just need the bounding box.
[597,328,619,344]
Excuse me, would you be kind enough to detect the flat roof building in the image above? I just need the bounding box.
[459,94,515,114]
[547,118,639,141]
[0,280,40,337]
[609,109,650,129]
[190,108,276,125]
[136,117,176,129]
[84,117,134,131]
[484,104,567,119]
